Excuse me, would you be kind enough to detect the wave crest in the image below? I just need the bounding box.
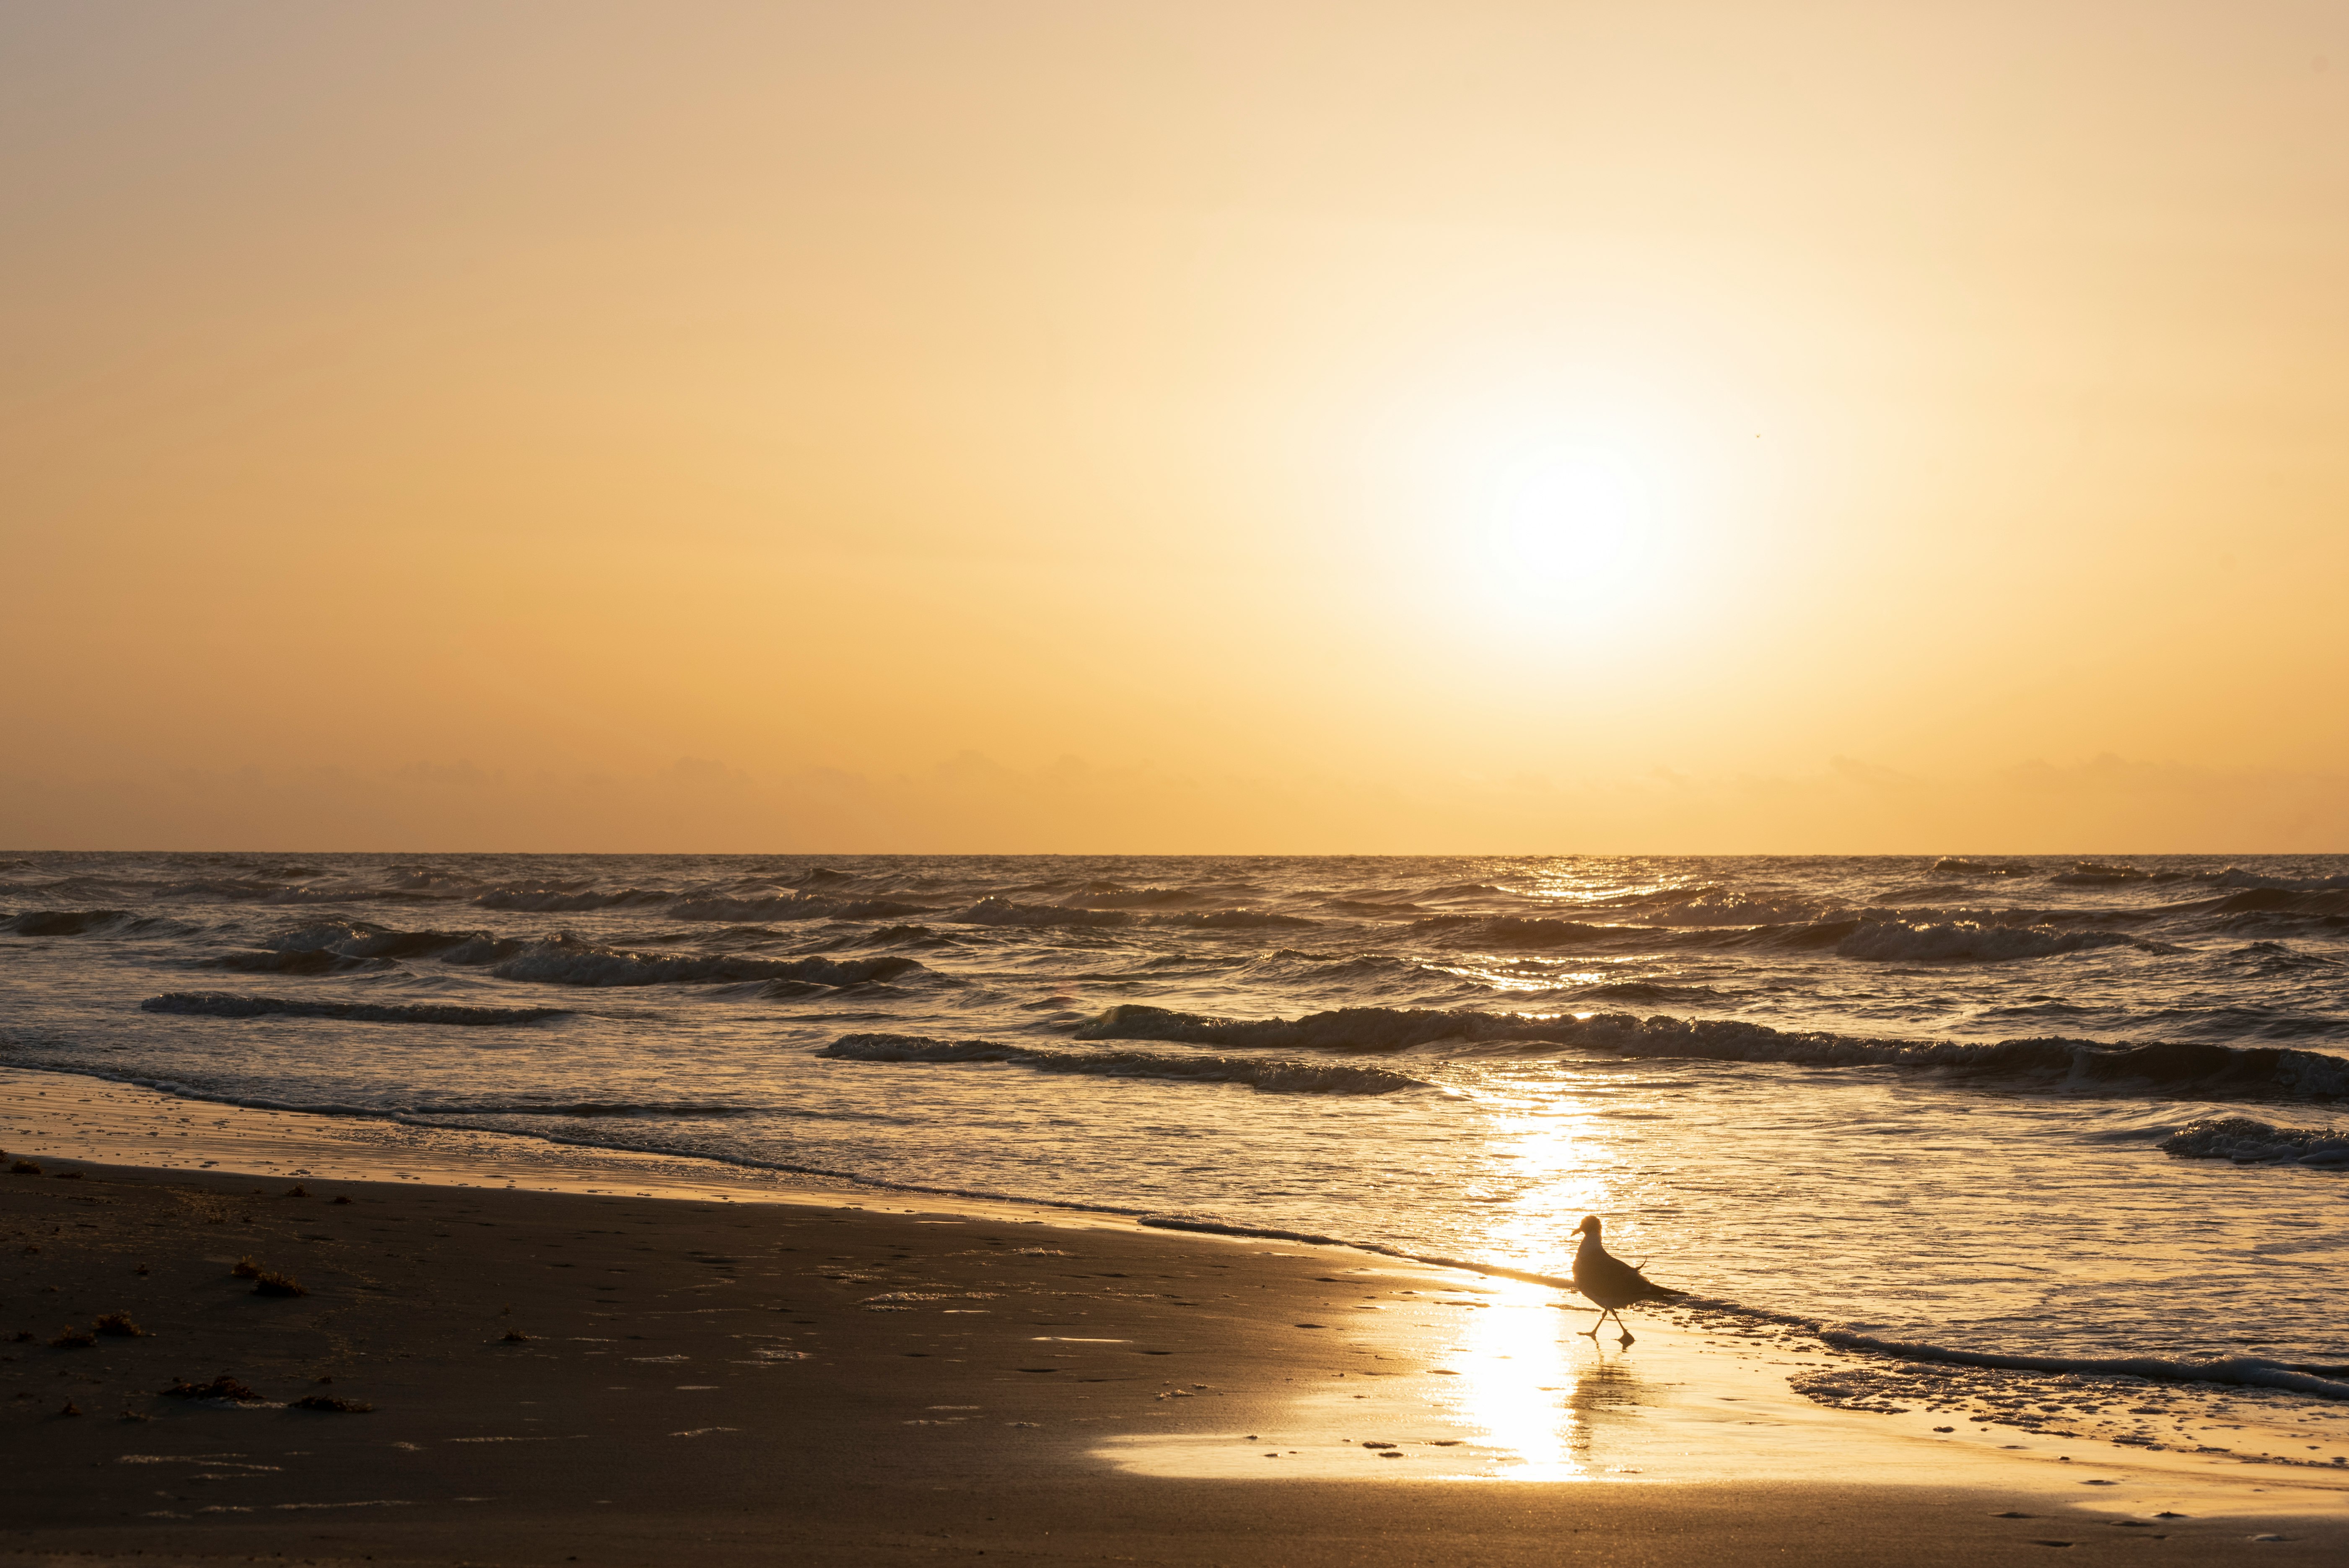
[139,992,566,1026]
[2206,888,2349,920]
[1411,915,1625,947]
[3,909,174,937]
[2051,862,2182,885]
[1627,892,1842,926]
[950,897,1131,927]
[487,935,921,989]
[2200,868,2349,893]
[818,1032,1425,1095]
[2160,1116,2349,1166]
[668,893,934,923]
[1146,909,1319,930]
[264,922,492,959]
[202,949,398,975]
[1077,1004,2349,1101]
[472,887,676,912]
[1834,921,2140,962]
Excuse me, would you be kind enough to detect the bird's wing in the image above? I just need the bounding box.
[1576,1251,1684,1303]
[1574,1253,1647,1296]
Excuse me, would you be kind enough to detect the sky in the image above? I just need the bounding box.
[5,1,2346,852]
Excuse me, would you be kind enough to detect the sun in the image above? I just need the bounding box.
[1481,443,1655,609]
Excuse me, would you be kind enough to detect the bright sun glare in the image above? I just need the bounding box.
[1483,445,1654,608]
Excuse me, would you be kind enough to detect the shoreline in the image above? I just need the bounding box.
[14,1063,2349,1400]
[3,1070,2346,1563]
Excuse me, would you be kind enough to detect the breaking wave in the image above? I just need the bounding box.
[1571,981,1729,1004]
[2205,888,2349,920]
[2230,941,2339,972]
[2,909,179,937]
[1411,882,1518,902]
[2160,1116,2349,1166]
[2199,868,2349,893]
[486,935,922,989]
[818,1032,1426,1095]
[1076,1004,2349,1101]
[263,923,493,959]
[1833,921,2141,962]
[139,992,568,1026]
[200,949,398,975]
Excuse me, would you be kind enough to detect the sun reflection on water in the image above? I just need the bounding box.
[1417,1099,1646,1478]
[1427,1278,1588,1477]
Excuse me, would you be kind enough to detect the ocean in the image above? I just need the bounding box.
[4,851,2344,1377]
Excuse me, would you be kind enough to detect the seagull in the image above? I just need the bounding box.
[1568,1215,1684,1345]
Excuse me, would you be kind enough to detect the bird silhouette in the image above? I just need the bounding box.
[1568,1215,1683,1345]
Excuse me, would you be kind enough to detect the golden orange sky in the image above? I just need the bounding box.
[5,2,2346,851]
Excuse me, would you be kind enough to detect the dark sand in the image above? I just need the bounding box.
[3,1149,2345,1566]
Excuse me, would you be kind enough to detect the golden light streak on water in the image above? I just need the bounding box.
[1429,1277,1589,1479]
[1418,1100,1627,1477]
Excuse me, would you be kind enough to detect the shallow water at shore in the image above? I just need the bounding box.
[5,851,2346,1370]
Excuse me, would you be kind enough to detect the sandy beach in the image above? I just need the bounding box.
[2,1067,2344,1566]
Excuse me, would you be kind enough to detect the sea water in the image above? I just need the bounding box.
[3,852,2344,1375]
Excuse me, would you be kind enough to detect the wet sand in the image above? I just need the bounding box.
[3,1070,2346,1565]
